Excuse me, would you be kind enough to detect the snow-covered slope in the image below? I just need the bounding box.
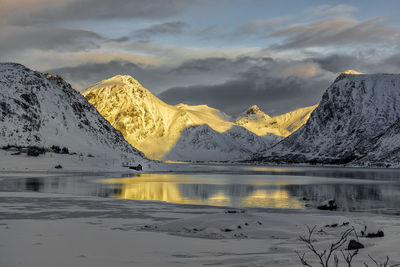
[82,75,233,160]
[356,118,400,167]
[83,76,315,160]
[235,105,317,137]
[262,72,400,164]
[0,63,148,166]
[163,124,282,162]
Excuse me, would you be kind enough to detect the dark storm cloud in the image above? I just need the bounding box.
[159,66,329,116]
[269,17,400,50]
[48,56,277,91]
[47,57,248,92]
[0,26,104,53]
[171,57,258,74]
[382,54,400,71]
[159,53,400,116]
[4,0,197,26]
[313,52,400,74]
[47,60,169,91]
[133,21,189,39]
[48,53,400,117]
[313,54,367,73]
[53,57,329,117]
[47,56,330,116]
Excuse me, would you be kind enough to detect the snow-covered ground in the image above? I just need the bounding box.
[1,172,399,267]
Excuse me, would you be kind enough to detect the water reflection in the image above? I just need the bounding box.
[100,174,302,208]
[1,166,400,214]
[241,190,304,209]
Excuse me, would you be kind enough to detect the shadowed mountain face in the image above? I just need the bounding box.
[82,75,315,160]
[163,124,283,162]
[0,63,146,164]
[262,72,400,166]
[357,118,400,167]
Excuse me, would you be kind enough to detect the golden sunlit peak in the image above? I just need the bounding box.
[342,70,363,75]
[106,74,141,84]
[244,105,266,116]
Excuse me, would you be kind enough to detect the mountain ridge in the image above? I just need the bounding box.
[83,75,316,160]
[235,104,317,137]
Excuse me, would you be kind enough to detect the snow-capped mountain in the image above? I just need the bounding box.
[262,71,400,164]
[235,104,317,137]
[83,75,315,160]
[82,75,233,160]
[164,124,282,162]
[0,63,147,165]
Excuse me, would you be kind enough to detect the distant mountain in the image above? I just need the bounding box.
[164,124,282,162]
[0,63,147,165]
[261,71,400,164]
[83,75,315,160]
[236,104,317,137]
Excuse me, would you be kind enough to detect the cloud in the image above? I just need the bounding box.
[46,57,248,92]
[0,0,67,21]
[268,17,400,49]
[133,21,189,39]
[0,26,104,53]
[47,60,169,91]
[313,52,400,74]
[3,0,198,26]
[159,73,329,117]
[307,4,358,17]
[159,57,331,116]
[45,50,400,117]
[313,54,368,73]
[233,16,292,38]
[45,56,332,116]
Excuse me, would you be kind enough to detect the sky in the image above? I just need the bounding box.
[1,0,400,116]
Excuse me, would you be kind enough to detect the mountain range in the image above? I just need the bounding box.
[82,75,314,161]
[3,63,400,168]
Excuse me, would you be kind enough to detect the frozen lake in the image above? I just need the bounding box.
[2,165,400,214]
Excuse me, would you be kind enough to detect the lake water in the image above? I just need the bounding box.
[2,165,400,214]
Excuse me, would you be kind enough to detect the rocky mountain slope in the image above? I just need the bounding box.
[0,63,147,166]
[83,75,315,160]
[261,71,400,164]
[235,104,317,137]
[164,124,282,162]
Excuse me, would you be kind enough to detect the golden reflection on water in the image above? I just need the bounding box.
[100,173,303,209]
[241,190,304,209]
